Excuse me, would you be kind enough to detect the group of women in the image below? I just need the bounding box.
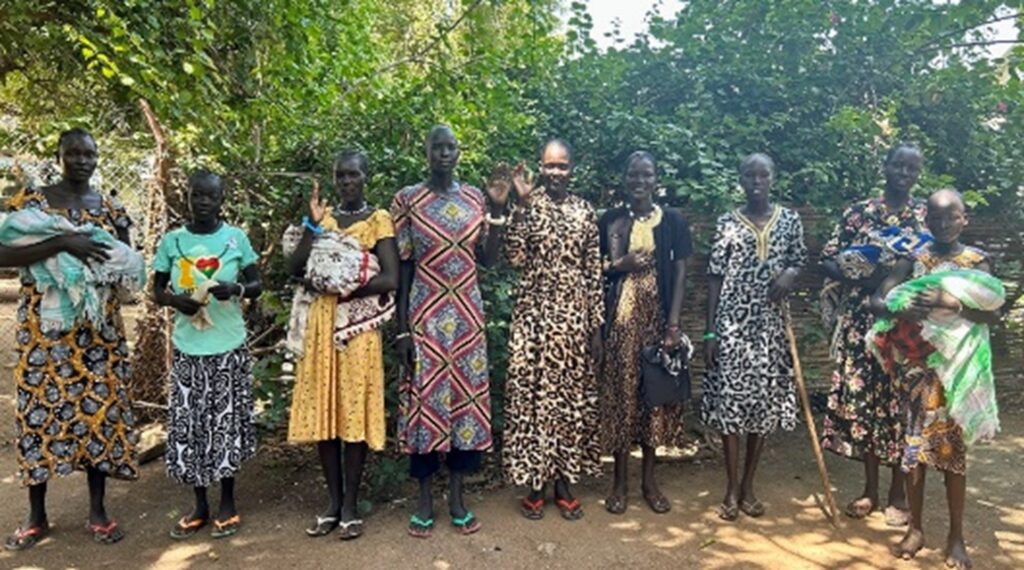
[0,128,990,569]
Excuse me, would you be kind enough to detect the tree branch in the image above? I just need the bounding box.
[915,11,1022,53]
[343,0,486,92]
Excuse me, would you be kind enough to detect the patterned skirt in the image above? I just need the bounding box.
[14,288,139,486]
[601,267,685,452]
[166,347,257,487]
[900,364,966,475]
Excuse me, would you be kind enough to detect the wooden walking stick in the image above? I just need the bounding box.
[785,317,840,526]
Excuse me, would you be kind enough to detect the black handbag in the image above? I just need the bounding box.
[639,340,692,409]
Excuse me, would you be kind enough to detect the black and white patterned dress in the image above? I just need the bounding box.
[700,206,807,435]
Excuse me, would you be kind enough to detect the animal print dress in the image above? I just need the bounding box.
[700,206,807,435]
[502,191,604,489]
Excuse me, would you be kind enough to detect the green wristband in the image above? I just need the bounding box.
[703,331,718,340]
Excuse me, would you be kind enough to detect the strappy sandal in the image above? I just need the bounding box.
[211,515,241,539]
[338,519,364,541]
[555,498,584,521]
[169,515,208,540]
[4,523,48,551]
[88,520,125,544]
[520,497,544,520]
[717,502,739,522]
[305,515,340,537]
[604,495,627,515]
[643,492,672,514]
[407,514,433,539]
[739,499,765,518]
[451,512,481,535]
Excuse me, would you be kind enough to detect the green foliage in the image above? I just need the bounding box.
[3,0,1023,495]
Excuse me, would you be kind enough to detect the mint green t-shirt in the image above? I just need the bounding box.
[153,223,259,356]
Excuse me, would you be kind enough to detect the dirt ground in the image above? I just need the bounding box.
[0,384,1022,570]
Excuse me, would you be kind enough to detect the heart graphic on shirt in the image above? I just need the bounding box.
[194,257,220,279]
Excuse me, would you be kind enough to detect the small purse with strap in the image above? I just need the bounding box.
[639,335,693,408]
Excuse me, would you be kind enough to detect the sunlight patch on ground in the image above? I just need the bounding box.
[149,542,213,569]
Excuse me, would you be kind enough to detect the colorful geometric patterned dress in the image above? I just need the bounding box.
[390,182,492,454]
[6,187,139,486]
[820,197,927,464]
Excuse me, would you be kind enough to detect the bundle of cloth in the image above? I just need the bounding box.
[868,268,1005,444]
[0,207,145,332]
[281,221,394,356]
[821,226,933,356]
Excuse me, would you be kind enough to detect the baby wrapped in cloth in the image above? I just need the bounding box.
[0,207,145,332]
[868,268,1005,444]
[281,219,394,355]
[821,226,933,356]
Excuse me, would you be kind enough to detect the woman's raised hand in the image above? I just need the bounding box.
[485,162,512,211]
[511,161,536,205]
[309,178,328,224]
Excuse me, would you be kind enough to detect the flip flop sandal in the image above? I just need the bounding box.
[338,519,364,541]
[305,515,340,537]
[407,515,434,539]
[555,498,584,521]
[717,503,739,522]
[884,506,910,527]
[520,497,545,520]
[604,495,627,515]
[644,493,672,515]
[211,515,241,539]
[739,499,765,518]
[844,498,877,519]
[451,512,482,535]
[88,520,125,545]
[169,515,208,540]
[4,524,49,551]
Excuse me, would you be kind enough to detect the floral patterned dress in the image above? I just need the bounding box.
[7,188,139,486]
[820,197,927,464]
[390,182,492,454]
[502,191,604,489]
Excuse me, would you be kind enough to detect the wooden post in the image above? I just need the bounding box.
[785,318,840,526]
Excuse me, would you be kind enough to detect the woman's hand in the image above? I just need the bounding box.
[914,288,961,312]
[768,268,798,303]
[396,334,416,370]
[60,234,111,263]
[590,329,604,368]
[208,281,242,301]
[511,161,536,205]
[663,326,682,349]
[615,253,650,274]
[486,162,512,213]
[308,178,328,224]
[169,294,204,317]
[704,337,719,369]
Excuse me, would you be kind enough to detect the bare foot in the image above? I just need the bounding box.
[945,535,972,569]
[844,495,878,519]
[891,528,926,560]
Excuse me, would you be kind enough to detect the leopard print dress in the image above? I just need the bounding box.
[700,206,807,435]
[502,191,604,489]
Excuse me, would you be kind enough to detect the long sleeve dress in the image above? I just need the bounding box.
[502,191,604,489]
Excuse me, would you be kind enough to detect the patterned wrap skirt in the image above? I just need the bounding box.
[166,347,257,486]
